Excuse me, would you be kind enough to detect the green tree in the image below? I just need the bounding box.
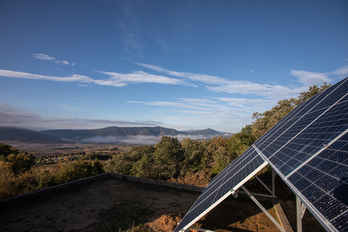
[55,160,104,183]
[210,146,230,177]
[104,145,155,176]
[131,152,157,178]
[227,125,256,158]
[130,145,156,178]
[152,136,184,180]
[182,138,208,172]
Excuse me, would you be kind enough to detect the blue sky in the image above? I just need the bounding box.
[0,0,347,133]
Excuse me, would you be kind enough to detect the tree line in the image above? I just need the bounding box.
[0,83,330,199]
[103,83,331,184]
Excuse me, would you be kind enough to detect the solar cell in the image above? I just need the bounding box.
[174,77,348,232]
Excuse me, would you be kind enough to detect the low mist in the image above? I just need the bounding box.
[78,134,215,145]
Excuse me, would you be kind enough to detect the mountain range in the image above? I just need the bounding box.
[0,126,232,144]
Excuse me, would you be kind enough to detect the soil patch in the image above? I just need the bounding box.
[0,177,324,232]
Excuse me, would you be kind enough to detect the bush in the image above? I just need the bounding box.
[0,143,19,157]
[0,146,105,200]
[55,160,104,183]
[0,167,55,199]
[6,152,36,175]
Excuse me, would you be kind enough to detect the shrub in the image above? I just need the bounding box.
[55,160,104,183]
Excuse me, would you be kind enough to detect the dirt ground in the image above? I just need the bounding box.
[0,177,290,232]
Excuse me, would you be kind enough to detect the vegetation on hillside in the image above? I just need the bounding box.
[0,143,105,199]
[105,83,331,183]
[0,83,330,199]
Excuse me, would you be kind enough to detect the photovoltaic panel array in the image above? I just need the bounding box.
[174,77,348,232]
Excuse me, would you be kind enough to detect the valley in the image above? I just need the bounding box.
[2,141,131,157]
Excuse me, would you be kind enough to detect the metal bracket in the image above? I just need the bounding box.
[241,185,286,232]
[231,189,238,198]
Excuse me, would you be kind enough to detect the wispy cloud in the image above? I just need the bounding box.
[0,69,92,82]
[32,53,76,66]
[290,64,348,86]
[216,97,276,109]
[207,81,304,99]
[32,53,56,61]
[127,97,272,132]
[0,103,160,130]
[331,65,348,76]
[99,71,197,87]
[128,97,272,115]
[290,70,330,86]
[0,69,196,87]
[136,63,305,99]
[136,62,227,85]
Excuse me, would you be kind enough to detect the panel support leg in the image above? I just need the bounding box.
[241,185,285,232]
[296,196,306,232]
[272,169,277,196]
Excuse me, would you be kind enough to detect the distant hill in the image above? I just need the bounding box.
[42,126,180,140]
[0,126,231,144]
[42,126,229,140]
[184,128,225,136]
[0,127,62,143]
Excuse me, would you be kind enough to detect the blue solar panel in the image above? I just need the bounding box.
[174,147,267,232]
[174,78,348,232]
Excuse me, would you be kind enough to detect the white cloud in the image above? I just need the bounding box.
[137,63,306,99]
[32,53,56,61]
[32,53,75,67]
[331,65,348,77]
[128,98,230,112]
[290,70,330,86]
[61,60,70,65]
[127,100,205,110]
[136,62,228,85]
[207,81,304,99]
[178,98,219,107]
[99,71,197,87]
[0,69,196,88]
[0,69,92,82]
[290,64,348,87]
[127,97,273,132]
[216,97,276,109]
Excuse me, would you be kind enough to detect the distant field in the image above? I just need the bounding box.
[0,141,132,157]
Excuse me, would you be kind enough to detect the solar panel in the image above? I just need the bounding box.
[174,147,268,232]
[174,77,348,232]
